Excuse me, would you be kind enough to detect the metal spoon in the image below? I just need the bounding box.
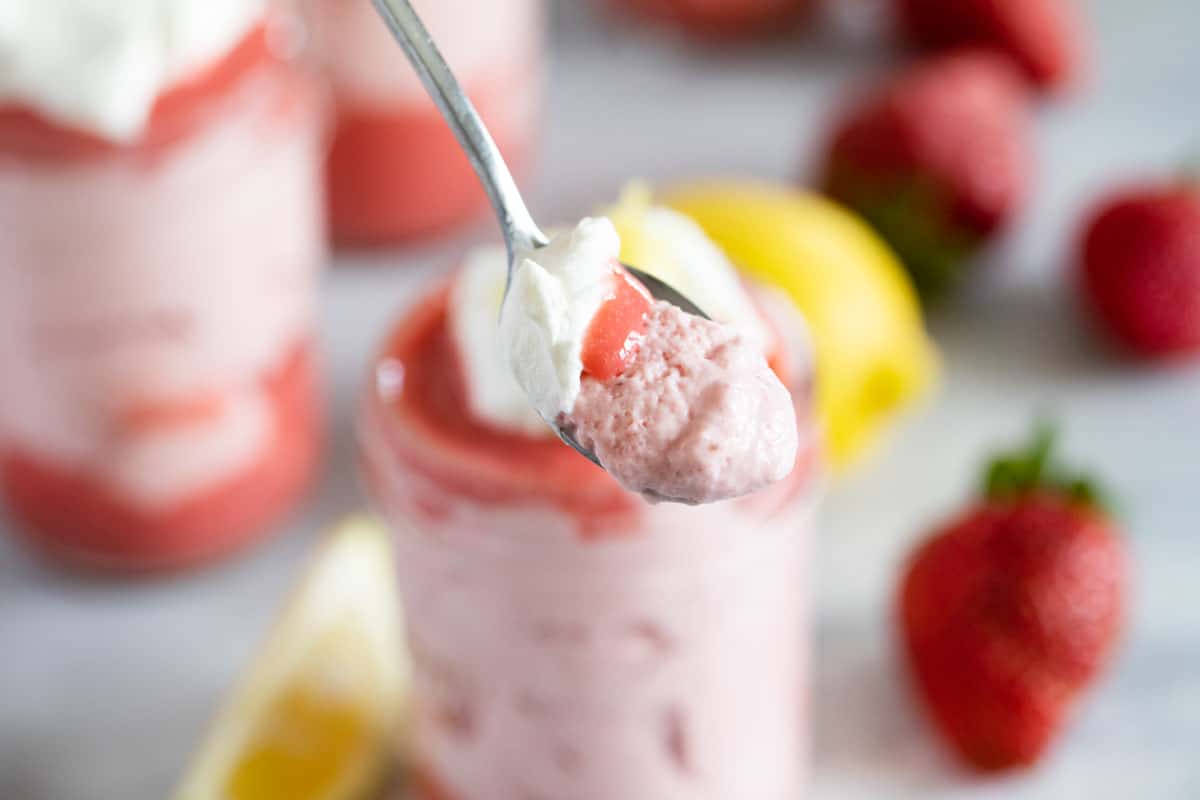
[371,0,709,465]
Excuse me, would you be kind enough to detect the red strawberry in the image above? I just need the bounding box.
[821,51,1033,298]
[894,0,1087,90]
[898,425,1127,771]
[1078,184,1200,360]
[609,0,811,38]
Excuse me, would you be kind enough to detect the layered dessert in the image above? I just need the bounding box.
[360,202,818,798]
[307,0,542,245]
[0,1,326,570]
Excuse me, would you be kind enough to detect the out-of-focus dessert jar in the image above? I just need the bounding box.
[306,0,543,246]
[359,242,818,799]
[0,2,327,571]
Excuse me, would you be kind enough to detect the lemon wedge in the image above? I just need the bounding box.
[175,516,406,800]
[665,180,939,470]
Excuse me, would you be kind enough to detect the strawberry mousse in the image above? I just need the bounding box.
[0,3,326,570]
[306,0,542,245]
[567,301,798,503]
[360,203,819,798]
[501,218,798,503]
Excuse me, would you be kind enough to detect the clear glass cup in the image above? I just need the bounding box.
[359,278,818,799]
[306,0,543,246]
[0,18,327,571]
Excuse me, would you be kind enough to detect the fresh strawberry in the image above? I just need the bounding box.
[821,51,1033,298]
[898,425,1127,771]
[894,0,1086,90]
[609,0,811,38]
[1077,183,1200,360]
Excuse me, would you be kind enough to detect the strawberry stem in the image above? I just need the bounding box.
[983,422,1109,511]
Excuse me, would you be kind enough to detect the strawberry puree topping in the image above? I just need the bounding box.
[580,264,653,380]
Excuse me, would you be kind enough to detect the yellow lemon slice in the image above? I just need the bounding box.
[665,180,939,469]
[175,516,406,800]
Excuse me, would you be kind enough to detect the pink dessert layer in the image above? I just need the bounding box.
[566,301,799,504]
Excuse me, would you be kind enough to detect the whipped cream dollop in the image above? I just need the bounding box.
[0,0,265,140]
[499,217,624,426]
[449,244,550,437]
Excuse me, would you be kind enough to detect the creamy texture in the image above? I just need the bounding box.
[395,490,811,800]
[499,217,624,426]
[0,67,323,507]
[0,0,265,139]
[565,302,798,504]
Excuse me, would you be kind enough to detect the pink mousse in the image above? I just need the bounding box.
[563,301,799,504]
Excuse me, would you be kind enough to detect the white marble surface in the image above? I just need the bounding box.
[2,1,1199,797]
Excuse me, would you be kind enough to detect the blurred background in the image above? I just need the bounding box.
[1,0,1198,797]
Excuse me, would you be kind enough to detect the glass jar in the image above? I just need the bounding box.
[307,0,543,246]
[359,280,818,799]
[0,21,327,571]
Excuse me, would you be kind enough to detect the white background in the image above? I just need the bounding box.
[2,0,1199,797]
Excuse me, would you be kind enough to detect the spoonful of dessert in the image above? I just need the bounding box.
[372,0,798,504]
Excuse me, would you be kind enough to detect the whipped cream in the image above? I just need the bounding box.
[499,217,623,426]
[449,245,549,437]
[0,0,265,140]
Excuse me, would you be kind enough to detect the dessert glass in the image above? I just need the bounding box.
[307,0,543,245]
[0,21,327,571]
[360,281,818,799]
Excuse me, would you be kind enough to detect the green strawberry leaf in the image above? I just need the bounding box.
[982,421,1112,513]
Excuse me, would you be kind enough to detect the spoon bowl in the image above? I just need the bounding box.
[624,265,709,319]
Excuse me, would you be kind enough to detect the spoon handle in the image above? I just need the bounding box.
[371,0,547,262]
